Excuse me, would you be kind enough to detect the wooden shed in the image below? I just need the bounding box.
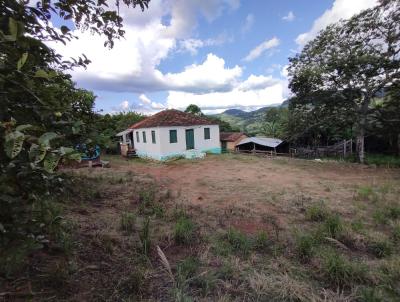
[236,137,288,154]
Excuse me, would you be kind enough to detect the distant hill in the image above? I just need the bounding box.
[210,101,288,135]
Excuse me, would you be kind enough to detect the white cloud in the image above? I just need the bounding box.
[238,75,279,91]
[241,14,255,34]
[120,100,130,110]
[139,94,152,104]
[243,37,280,62]
[282,11,295,22]
[296,0,378,47]
[49,0,240,94]
[164,53,242,92]
[178,33,231,55]
[166,81,286,112]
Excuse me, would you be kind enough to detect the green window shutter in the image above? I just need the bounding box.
[204,127,210,139]
[169,130,177,143]
[136,131,139,142]
[142,131,147,143]
[151,130,156,144]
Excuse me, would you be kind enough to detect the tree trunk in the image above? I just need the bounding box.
[398,133,400,157]
[356,96,370,164]
[356,132,365,164]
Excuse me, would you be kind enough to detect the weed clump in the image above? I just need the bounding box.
[254,231,270,251]
[174,216,196,245]
[120,212,136,232]
[226,228,252,256]
[319,249,366,287]
[295,233,317,261]
[368,238,393,258]
[322,213,344,239]
[139,217,151,255]
[306,202,329,222]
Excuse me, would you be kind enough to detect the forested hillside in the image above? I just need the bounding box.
[212,101,289,135]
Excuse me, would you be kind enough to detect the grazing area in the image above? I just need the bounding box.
[4,154,399,301]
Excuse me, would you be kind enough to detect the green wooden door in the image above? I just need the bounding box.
[185,129,195,150]
[221,141,227,153]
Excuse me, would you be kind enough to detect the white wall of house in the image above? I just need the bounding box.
[133,128,162,159]
[133,125,220,160]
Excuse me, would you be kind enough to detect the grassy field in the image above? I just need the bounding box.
[5,154,400,301]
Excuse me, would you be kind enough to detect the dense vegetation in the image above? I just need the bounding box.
[0,0,149,281]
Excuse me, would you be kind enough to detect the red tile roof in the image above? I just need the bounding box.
[220,132,247,142]
[129,109,218,129]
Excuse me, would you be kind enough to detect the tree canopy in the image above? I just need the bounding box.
[288,0,400,162]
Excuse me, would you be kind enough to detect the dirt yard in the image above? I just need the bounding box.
[11,154,400,301]
[104,154,400,233]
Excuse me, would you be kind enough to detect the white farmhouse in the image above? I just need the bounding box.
[117,109,221,160]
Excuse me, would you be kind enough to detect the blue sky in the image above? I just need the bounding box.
[49,0,378,114]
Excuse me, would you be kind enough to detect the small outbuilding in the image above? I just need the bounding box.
[220,132,248,152]
[236,137,288,154]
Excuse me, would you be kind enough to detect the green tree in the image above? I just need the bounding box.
[261,107,289,139]
[185,104,203,116]
[0,0,149,275]
[288,0,400,162]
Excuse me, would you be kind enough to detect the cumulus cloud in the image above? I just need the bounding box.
[237,75,279,91]
[282,11,295,22]
[49,0,240,94]
[296,0,378,47]
[241,14,255,34]
[166,82,285,113]
[164,53,242,93]
[243,37,280,62]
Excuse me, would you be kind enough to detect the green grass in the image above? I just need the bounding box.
[368,238,393,258]
[319,249,366,287]
[254,231,270,251]
[356,186,378,202]
[305,201,329,222]
[225,228,252,256]
[365,154,400,168]
[174,216,196,245]
[120,212,136,232]
[322,213,344,239]
[295,233,317,261]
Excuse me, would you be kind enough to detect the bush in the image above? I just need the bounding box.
[120,212,136,232]
[365,154,400,168]
[295,233,317,261]
[320,250,366,287]
[368,239,393,258]
[305,202,329,222]
[323,214,344,238]
[226,228,252,256]
[174,216,196,245]
[373,204,400,225]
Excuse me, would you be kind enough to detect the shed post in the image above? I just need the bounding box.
[343,139,346,158]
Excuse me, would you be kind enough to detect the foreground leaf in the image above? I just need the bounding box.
[5,131,25,158]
